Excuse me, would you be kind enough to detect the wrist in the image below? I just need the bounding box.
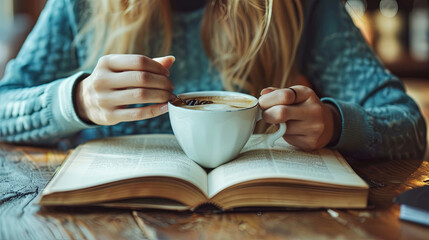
[73,77,91,123]
[325,103,341,147]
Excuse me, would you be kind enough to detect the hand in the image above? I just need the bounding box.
[259,86,340,151]
[76,54,175,125]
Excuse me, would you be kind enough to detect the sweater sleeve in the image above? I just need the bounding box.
[299,0,427,160]
[0,0,94,146]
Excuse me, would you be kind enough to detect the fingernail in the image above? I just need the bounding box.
[160,104,169,113]
[260,87,276,96]
[166,56,175,76]
[260,88,269,96]
[167,55,176,62]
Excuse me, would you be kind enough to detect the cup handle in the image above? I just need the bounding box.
[266,122,287,147]
[257,108,287,147]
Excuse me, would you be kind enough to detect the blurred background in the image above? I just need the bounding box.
[0,0,428,79]
[0,0,47,78]
[345,0,429,79]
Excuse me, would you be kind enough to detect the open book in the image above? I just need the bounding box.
[39,134,368,211]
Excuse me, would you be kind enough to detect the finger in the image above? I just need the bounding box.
[283,135,314,151]
[112,103,169,122]
[284,135,321,151]
[262,105,305,124]
[260,87,278,96]
[259,85,313,110]
[108,71,174,91]
[153,56,175,69]
[283,120,315,136]
[105,88,172,106]
[98,54,170,76]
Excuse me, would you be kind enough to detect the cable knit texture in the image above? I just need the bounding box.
[0,0,426,160]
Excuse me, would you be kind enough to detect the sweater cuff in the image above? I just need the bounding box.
[321,97,371,153]
[50,71,95,135]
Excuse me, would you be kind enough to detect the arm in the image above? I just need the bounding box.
[0,0,93,146]
[0,1,176,147]
[300,0,426,160]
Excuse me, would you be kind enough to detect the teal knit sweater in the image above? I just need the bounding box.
[0,0,426,160]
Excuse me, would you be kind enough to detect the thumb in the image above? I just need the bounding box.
[153,55,175,69]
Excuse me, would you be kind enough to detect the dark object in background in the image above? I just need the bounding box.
[345,0,429,79]
[394,185,429,226]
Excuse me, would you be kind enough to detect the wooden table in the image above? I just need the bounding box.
[1,143,428,239]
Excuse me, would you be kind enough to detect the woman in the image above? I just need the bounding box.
[0,0,426,160]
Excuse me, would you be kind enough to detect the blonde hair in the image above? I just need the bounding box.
[76,0,303,96]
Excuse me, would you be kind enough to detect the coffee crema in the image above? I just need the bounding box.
[173,96,256,111]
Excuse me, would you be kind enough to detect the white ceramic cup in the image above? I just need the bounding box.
[168,91,286,168]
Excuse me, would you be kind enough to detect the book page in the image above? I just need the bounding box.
[44,134,208,195]
[207,135,367,198]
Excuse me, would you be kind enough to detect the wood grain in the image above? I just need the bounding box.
[1,141,428,240]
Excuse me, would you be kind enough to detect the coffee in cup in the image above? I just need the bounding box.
[168,91,286,168]
[172,95,255,111]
